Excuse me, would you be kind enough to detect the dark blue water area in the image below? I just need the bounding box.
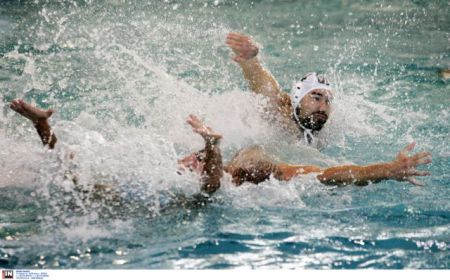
[164,206,449,269]
[1,184,448,269]
[0,0,449,270]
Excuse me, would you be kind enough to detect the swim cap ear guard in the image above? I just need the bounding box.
[290,72,333,143]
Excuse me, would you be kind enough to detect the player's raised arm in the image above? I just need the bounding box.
[9,99,57,149]
[226,32,286,100]
[186,115,224,195]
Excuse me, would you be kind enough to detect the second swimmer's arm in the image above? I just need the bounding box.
[201,138,223,195]
[276,143,432,187]
[317,143,431,187]
[317,164,393,186]
[186,115,224,195]
[273,163,380,186]
[9,99,58,149]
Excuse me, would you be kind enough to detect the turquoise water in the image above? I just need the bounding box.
[1,0,449,269]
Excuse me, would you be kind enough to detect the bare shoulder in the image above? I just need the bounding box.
[260,90,297,133]
[277,91,291,107]
[274,91,293,120]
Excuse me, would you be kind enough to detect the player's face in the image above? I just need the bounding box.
[296,90,332,131]
[178,153,204,174]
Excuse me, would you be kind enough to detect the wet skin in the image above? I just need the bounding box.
[296,89,332,131]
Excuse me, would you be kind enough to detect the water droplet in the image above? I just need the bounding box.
[113,259,128,265]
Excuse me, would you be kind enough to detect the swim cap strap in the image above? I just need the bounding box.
[291,72,332,145]
[293,113,314,144]
[303,128,314,144]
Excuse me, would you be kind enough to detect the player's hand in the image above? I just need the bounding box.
[226,32,259,63]
[388,142,432,186]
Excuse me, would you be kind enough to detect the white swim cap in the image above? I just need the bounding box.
[290,72,333,143]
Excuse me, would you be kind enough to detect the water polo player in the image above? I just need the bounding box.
[9,100,432,200]
[226,32,333,147]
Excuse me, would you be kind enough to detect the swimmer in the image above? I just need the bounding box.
[8,99,217,210]
[226,32,333,146]
[9,100,432,200]
[9,99,126,213]
[182,116,432,193]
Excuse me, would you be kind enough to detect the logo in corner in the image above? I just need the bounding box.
[1,270,14,279]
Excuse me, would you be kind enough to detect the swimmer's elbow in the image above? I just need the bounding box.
[201,181,221,195]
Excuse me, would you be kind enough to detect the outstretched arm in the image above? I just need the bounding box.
[276,143,432,187]
[186,115,223,195]
[226,33,290,105]
[318,143,432,186]
[9,99,57,149]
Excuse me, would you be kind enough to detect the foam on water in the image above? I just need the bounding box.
[0,0,448,269]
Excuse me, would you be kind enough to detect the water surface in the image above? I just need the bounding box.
[0,0,449,269]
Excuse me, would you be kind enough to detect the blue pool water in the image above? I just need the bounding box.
[0,0,449,269]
